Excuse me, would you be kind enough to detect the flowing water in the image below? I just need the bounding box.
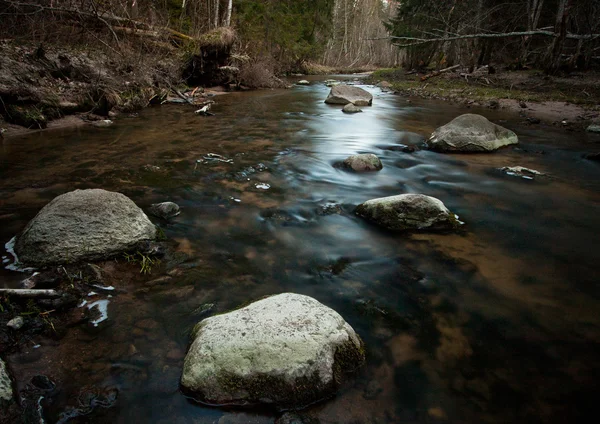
[1,78,600,423]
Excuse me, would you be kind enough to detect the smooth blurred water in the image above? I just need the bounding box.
[1,79,600,423]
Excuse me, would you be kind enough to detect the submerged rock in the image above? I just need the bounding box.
[0,358,13,403]
[181,293,364,408]
[355,194,460,232]
[325,85,373,106]
[428,114,518,152]
[342,154,383,172]
[14,189,156,266]
[342,103,362,114]
[148,202,180,219]
[585,152,600,161]
[500,166,544,179]
[587,124,600,133]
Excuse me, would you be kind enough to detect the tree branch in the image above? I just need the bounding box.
[366,30,600,48]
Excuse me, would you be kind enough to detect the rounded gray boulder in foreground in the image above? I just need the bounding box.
[428,114,518,152]
[181,293,365,408]
[325,85,373,106]
[342,154,383,172]
[14,189,156,266]
[356,193,460,231]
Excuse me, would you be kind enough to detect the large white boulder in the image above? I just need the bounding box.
[428,114,518,152]
[181,293,364,408]
[325,85,373,106]
[355,194,460,231]
[14,189,156,266]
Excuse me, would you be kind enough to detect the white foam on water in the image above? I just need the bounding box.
[255,183,271,190]
[87,291,98,296]
[87,299,110,327]
[78,300,88,308]
[4,236,36,272]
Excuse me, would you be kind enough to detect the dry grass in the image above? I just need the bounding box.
[197,27,236,49]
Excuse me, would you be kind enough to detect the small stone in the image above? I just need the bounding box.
[342,103,362,114]
[7,316,24,330]
[166,348,185,360]
[488,100,499,109]
[92,119,113,127]
[342,153,383,172]
[587,125,600,133]
[148,202,180,219]
[297,80,310,86]
[500,166,544,178]
[527,117,541,124]
[519,101,527,108]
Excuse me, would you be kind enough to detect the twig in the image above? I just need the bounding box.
[0,289,62,298]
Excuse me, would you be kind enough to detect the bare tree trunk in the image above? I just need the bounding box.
[130,0,138,20]
[213,0,220,29]
[224,0,232,27]
[546,0,573,73]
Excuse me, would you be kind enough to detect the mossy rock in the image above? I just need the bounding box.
[181,293,365,408]
[356,193,461,232]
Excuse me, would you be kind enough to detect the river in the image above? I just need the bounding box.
[1,78,599,423]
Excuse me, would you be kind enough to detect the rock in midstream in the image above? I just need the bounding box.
[181,293,365,408]
[342,154,383,172]
[342,103,362,114]
[355,194,460,232]
[427,114,518,152]
[148,202,180,219]
[14,189,156,266]
[324,85,373,106]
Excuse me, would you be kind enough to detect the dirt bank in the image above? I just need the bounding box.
[0,40,184,138]
[369,68,600,128]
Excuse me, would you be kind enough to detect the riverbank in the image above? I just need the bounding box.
[368,68,600,129]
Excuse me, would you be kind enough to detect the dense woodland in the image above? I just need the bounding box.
[1,0,598,73]
[386,0,600,73]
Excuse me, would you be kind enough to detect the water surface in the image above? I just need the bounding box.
[1,79,600,423]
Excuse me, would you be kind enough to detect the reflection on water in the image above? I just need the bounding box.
[1,79,600,423]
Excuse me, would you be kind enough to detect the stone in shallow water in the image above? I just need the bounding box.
[342,153,383,172]
[586,124,600,133]
[14,189,156,266]
[428,114,518,152]
[181,293,364,408]
[325,85,373,106]
[500,166,544,179]
[355,193,460,232]
[148,202,180,219]
[342,103,362,114]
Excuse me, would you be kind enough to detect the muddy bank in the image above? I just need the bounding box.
[369,68,600,129]
[0,40,239,139]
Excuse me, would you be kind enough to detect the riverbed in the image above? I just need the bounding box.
[1,79,600,423]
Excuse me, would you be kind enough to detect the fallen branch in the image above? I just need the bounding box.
[420,64,460,81]
[365,30,600,48]
[0,288,62,298]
